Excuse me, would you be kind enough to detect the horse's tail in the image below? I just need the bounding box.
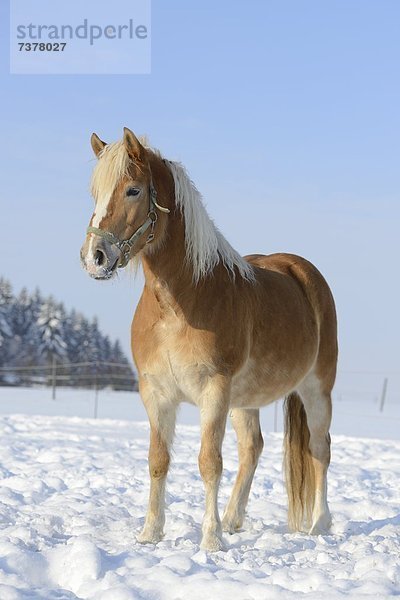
[283,391,315,531]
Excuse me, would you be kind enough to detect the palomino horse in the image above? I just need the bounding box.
[81,128,338,551]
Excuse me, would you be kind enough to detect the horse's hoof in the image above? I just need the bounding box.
[308,524,328,535]
[200,533,226,552]
[137,529,163,544]
[308,513,332,535]
[222,515,242,534]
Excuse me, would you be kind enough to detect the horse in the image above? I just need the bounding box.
[80,127,338,551]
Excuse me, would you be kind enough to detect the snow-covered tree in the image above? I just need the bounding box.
[87,318,103,365]
[12,288,32,337]
[0,278,135,388]
[9,288,38,366]
[110,340,128,365]
[63,309,82,363]
[36,297,67,362]
[100,335,112,363]
[0,278,14,366]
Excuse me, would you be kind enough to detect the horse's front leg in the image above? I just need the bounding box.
[198,380,230,551]
[137,382,177,544]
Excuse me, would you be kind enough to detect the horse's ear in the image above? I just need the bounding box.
[91,133,107,158]
[123,127,145,161]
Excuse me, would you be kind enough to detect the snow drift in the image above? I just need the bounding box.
[0,412,399,599]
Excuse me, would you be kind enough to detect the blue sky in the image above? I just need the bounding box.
[1,1,399,397]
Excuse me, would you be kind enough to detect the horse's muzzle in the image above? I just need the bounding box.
[80,236,120,280]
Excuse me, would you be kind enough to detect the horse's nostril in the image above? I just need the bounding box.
[95,249,105,266]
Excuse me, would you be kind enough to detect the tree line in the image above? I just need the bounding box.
[0,277,136,389]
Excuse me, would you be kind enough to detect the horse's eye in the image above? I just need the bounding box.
[127,187,140,197]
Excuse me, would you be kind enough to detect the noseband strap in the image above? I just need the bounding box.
[86,181,170,269]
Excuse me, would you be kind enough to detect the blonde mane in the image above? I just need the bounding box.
[91,139,255,283]
[165,160,255,283]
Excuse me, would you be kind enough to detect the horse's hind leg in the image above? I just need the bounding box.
[297,375,332,535]
[222,408,264,534]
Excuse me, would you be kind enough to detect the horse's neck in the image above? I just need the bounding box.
[141,210,194,297]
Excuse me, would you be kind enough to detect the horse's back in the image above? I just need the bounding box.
[246,252,338,391]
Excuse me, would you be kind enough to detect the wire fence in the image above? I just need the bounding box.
[333,370,400,412]
[0,364,398,415]
[0,360,138,398]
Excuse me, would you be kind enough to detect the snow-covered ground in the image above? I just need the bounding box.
[0,389,399,599]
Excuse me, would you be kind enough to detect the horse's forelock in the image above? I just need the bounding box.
[91,141,131,202]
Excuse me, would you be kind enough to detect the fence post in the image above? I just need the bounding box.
[94,362,99,419]
[51,356,57,400]
[379,377,388,413]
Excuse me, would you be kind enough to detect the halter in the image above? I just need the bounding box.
[86,180,170,269]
